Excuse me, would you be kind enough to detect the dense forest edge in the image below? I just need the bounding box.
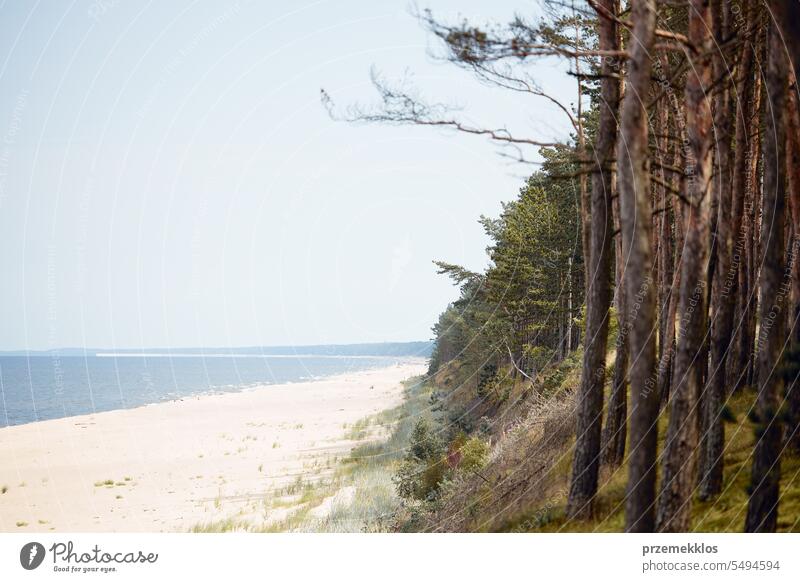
[317,0,800,533]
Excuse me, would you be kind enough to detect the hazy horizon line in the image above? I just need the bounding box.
[0,340,434,357]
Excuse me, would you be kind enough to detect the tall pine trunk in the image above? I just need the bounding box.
[603,191,628,467]
[745,15,788,533]
[700,0,737,500]
[656,77,673,386]
[658,104,685,409]
[732,42,763,393]
[655,0,715,532]
[618,0,658,533]
[785,76,800,453]
[566,0,619,520]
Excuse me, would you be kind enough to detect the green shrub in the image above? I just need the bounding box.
[523,345,556,374]
[395,459,420,500]
[477,364,498,397]
[394,417,446,501]
[460,437,489,472]
[408,417,440,461]
[422,458,447,496]
[394,456,447,501]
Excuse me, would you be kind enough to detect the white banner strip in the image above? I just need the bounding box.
[1,533,798,581]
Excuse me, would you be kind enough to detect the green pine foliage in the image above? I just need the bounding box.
[428,146,584,390]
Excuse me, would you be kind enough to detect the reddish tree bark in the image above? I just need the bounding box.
[656,0,715,532]
[567,0,620,520]
[745,15,788,533]
[603,190,628,467]
[618,0,658,533]
[700,0,739,501]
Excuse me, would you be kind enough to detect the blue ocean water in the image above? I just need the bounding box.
[0,354,408,427]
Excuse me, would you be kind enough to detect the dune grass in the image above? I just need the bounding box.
[190,376,431,533]
[260,376,432,532]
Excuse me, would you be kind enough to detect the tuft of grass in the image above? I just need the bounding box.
[345,417,372,441]
[94,479,115,487]
[191,517,250,533]
[1,485,7,494]
[16,521,28,527]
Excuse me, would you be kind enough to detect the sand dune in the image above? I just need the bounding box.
[0,361,426,532]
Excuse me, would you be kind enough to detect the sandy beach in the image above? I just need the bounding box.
[0,360,426,532]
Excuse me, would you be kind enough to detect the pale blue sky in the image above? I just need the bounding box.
[0,0,575,350]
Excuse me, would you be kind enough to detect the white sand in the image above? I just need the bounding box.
[0,361,426,532]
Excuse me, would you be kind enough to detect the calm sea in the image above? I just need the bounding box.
[0,354,409,427]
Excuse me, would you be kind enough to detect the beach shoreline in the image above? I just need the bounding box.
[0,360,426,532]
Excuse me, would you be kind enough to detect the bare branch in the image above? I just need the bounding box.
[321,70,561,150]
